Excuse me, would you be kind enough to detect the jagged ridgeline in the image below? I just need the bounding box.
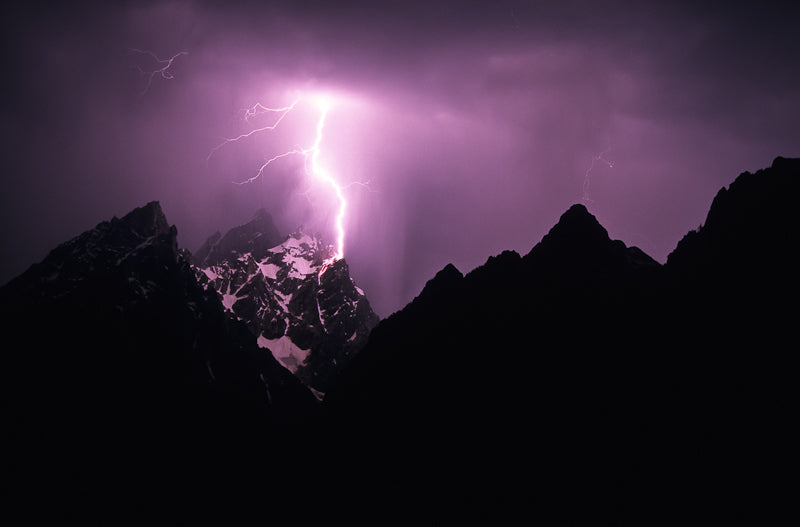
[3,157,797,524]
[322,157,800,525]
[0,201,320,519]
[191,209,379,396]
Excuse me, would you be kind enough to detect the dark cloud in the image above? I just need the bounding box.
[2,1,799,316]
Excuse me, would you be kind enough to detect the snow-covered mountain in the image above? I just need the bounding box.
[193,211,379,396]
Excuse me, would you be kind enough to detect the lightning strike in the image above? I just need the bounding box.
[307,100,347,262]
[129,49,188,95]
[582,147,614,204]
[208,95,349,262]
[207,100,300,162]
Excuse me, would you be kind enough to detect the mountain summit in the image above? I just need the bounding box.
[193,217,378,395]
[524,202,659,279]
[193,208,282,267]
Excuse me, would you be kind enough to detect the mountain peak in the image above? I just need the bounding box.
[524,203,610,261]
[193,208,282,267]
[192,211,378,394]
[417,263,463,304]
[1,200,183,311]
[564,202,591,216]
[250,207,278,232]
[252,207,273,222]
[547,203,610,245]
[771,155,800,171]
[523,203,658,279]
[668,155,800,272]
[119,200,170,238]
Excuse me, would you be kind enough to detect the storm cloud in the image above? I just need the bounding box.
[2,1,799,316]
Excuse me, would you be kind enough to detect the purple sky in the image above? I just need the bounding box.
[2,1,799,317]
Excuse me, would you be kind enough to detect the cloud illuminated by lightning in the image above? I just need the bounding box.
[208,94,348,261]
[129,49,188,95]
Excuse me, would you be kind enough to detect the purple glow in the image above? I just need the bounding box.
[2,2,800,317]
[207,92,366,260]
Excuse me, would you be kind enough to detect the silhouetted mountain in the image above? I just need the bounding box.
[3,158,797,524]
[192,216,378,395]
[663,156,800,361]
[668,156,800,289]
[323,158,799,525]
[1,202,318,521]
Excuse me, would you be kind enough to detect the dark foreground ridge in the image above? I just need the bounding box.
[323,157,799,524]
[2,158,798,524]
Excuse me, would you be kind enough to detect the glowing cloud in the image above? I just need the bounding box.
[208,94,348,261]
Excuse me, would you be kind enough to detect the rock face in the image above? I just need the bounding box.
[323,158,799,525]
[193,214,379,395]
[0,202,319,521]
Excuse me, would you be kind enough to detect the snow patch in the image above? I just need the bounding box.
[265,234,321,280]
[308,386,325,401]
[258,262,280,280]
[281,234,315,250]
[274,291,292,311]
[222,293,241,311]
[221,283,244,312]
[284,253,316,278]
[257,335,310,373]
[316,294,325,329]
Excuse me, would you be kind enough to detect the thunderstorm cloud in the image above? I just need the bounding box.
[2,1,799,316]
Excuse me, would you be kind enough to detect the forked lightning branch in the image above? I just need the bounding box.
[207,95,347,262]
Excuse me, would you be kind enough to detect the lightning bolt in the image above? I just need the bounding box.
[208,95,348,261]
[129,49,188,95]
[308,100,347,262]
[582,147,614,204]
[205,99,300,165]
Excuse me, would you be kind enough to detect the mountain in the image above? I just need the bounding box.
[0,202,319,521]
[192,213,378,396]
[3,158,797,524]
[322,157,799,525]
[193,208,283,267]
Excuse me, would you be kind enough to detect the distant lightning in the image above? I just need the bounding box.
[129,49,188,95]
[208,95,349,261]
[582,147,614,204]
